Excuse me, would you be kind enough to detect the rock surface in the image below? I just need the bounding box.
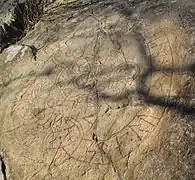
[0,0,194,180]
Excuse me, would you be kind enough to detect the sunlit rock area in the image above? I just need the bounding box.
[0,0,194,179]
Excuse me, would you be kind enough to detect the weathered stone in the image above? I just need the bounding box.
[0,0,194,180]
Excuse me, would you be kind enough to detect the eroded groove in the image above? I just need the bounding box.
[0,153,7,180]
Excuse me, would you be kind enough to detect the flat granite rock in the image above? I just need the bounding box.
[0,0,194,180]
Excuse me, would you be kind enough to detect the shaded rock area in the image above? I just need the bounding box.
[0,0,45,52]
[0,0,194,180]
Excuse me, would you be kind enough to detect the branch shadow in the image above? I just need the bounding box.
[2,0,194,117]
[60,22,195,116]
